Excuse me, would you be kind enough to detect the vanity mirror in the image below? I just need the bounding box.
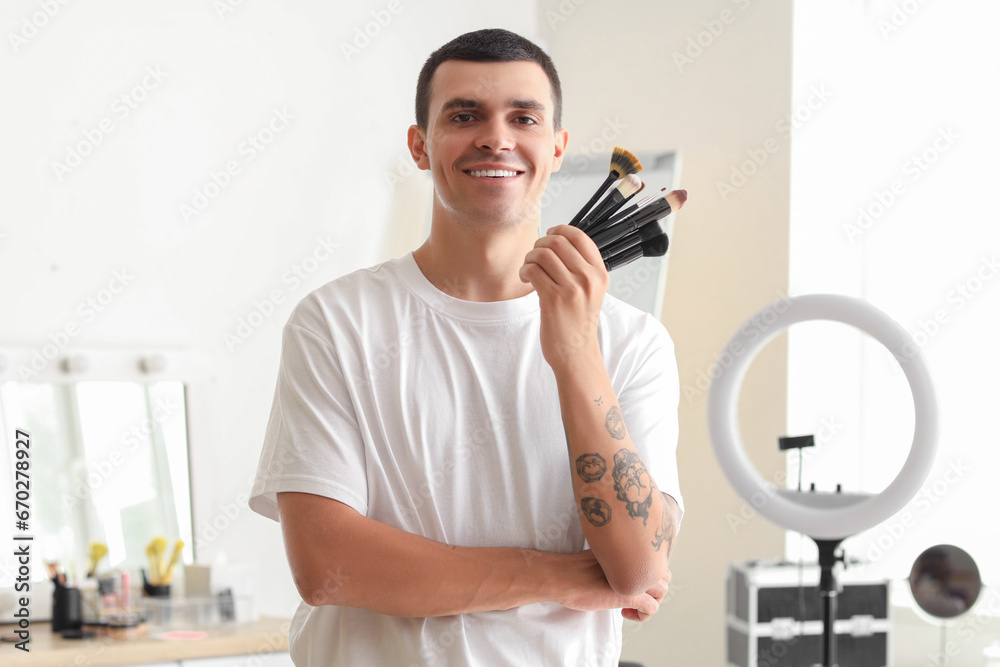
[0,348,206,579]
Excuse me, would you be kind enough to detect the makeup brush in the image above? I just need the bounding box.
[147,536,168,585]
[578,174,644,233]
[589,187,666,236]
[588,189,687,249]
[598,221,667,259]
[87,542,109,578]
[162,539,185,585]
[568,147,643,228]
[603,234,670,271]
[623,188,686,229]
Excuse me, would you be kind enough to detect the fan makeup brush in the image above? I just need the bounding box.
[603,233,670,271]
[589,189,687,249]
[578,174,644,233]
[568,147,643,228]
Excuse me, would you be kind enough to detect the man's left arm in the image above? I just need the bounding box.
[520,225,679,598]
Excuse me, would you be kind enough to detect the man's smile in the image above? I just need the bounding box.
[464,168,523,178]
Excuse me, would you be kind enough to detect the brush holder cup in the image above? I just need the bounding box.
[52,585,82,632]
[142,570,171,598]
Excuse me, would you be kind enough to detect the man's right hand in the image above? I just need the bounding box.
[555,550,668,622]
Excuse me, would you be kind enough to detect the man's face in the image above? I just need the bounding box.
[408,60,568,230]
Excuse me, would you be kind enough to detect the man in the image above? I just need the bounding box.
[249,28,683,666]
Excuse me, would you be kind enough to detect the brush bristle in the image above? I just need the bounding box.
[609,147,642,179]
[636,220,663,242]
[665,189,687,212]
[616,174,643,198]
[641,233,669,257]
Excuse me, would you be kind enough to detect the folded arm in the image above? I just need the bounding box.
[276,491,667,618]
[520,225,680,597]
[555,355,678,597]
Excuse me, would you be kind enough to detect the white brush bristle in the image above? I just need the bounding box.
[617,174,643,198]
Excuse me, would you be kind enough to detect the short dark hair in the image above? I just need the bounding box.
[415,28,563,131]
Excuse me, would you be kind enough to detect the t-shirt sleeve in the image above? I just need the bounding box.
[616,317,685,529]
[249,314,369,522]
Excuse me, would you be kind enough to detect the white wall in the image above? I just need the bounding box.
[1,0,537,619]
[538,1,794,664]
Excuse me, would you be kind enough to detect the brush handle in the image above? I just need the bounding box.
[588,201,640,236]
[569,173,617,228]
[588,200,667,248]
[603,244,645,272]
[599,223,655,259]
[579,188,632,233]
[590,206,669,248]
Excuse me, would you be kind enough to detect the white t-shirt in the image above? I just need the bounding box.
[250,252,683,667]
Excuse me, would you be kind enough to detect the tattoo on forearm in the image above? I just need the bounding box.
[612,449,654,525]
[581,497,612,526]
[652,506,676,556]
[604,406,626,440]
[594,396,604,407]
[576,453,607,483]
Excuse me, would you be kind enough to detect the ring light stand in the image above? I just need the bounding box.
[707,294,939,667]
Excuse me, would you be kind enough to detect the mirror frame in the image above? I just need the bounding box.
[0,346,214,567]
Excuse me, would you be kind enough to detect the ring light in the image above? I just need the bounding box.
[707,294,938,540]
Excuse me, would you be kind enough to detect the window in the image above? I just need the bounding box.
[787,0,999,589]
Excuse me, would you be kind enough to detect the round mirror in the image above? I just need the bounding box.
[909,544,982,619]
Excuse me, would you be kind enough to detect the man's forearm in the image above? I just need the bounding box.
[552,348,674,597]
[276,491,659,619]
[278,491,555,616]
